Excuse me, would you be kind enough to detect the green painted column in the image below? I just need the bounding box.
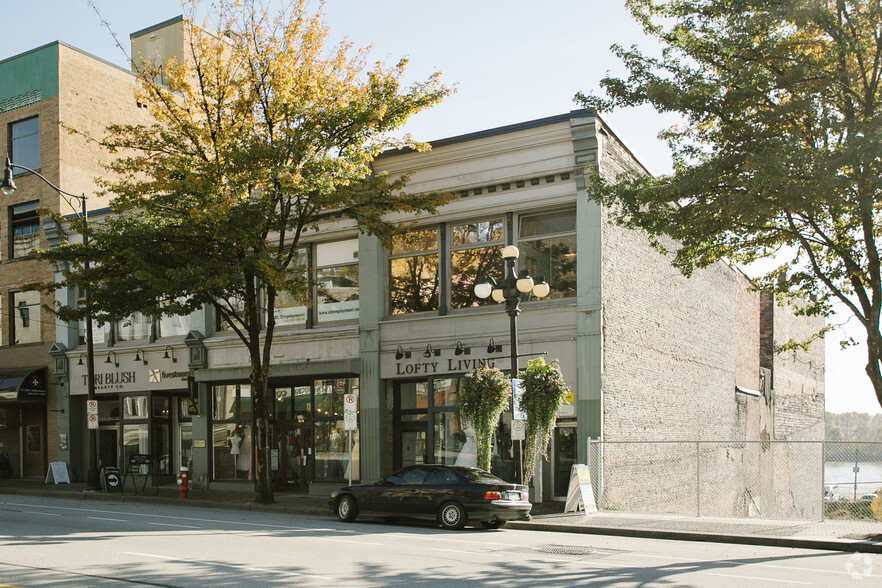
[357,232,385,482]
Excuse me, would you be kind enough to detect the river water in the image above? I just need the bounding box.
[824,461,882,499]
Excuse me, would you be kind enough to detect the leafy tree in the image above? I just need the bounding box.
[457,366,511,472]
[519,358,570,484]
[577,0,882,408]
[39,0,450,503]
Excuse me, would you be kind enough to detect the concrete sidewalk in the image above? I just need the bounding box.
[3,478,882,553]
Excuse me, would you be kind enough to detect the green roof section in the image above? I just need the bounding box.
[0,43,59,109]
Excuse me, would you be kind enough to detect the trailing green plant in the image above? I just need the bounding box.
[519,358,571,484]
[457,365,511,472]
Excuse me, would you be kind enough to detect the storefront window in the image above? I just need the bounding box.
[97,398,120,422]
[152,396,170,418]
[389,228,439,314]
[449,219,504,309]
[433,412,466,465]
[519,209,577,299]
[393,377,518,477]
[399,381,429,411]
[314,421,358,482]
[211,384,253,480]
[316,239,359,323]
[122,423,149,471]
[152,424,171,475]
[123,396,149,419]
[432,378,459,407]
[213,385,252,422]
[213,422,251,480]
[315,378,356,418]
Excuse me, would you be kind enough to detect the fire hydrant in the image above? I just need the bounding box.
[177,466,189,499]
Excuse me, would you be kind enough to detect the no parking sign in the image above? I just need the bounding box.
[343,394,357,430]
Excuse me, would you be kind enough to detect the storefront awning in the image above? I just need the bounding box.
[0,367,48,402]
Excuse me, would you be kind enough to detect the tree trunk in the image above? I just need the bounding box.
[251,373,274,504]
[865,325,882,412]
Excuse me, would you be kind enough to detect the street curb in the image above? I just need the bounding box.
[506,520,882,554]
[6,487,882,553]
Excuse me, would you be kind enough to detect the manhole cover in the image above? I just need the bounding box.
[536,545,596,556]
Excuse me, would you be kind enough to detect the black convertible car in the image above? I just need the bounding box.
[329,464,532,530]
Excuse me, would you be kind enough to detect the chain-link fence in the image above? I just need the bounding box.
[587,440,882,522]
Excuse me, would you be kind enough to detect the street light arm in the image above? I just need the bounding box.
[3,155,87,203]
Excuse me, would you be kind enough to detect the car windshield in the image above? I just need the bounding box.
[457,468,509,484]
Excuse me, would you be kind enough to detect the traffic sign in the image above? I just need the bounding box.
[511,419,526,440]
[87,400,98,415]
[512,379,526,420]
[344,394,357,413]
[87,414,98,429]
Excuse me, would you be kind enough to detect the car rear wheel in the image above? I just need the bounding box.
[336,495,358,522]
[438,501,467,530]
[480,520,506,529]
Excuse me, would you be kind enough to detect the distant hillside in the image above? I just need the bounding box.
[826,412,882,442]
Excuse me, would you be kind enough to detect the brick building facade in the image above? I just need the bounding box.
[0,40,147,478]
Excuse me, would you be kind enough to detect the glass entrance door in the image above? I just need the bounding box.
[280,426,312,491]
[98,427,119,469]
[399,429,427,468]
[552,425,577,497]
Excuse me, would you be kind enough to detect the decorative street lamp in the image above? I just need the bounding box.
[474,245,550,378]
[2,155,101,491]
[474,245,549,484]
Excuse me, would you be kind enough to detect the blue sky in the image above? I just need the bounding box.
[4,0,877,414]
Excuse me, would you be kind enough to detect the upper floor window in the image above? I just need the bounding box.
[11,201,40,258]
[116,312,152,342]
[449,219,504,310]
[518,209,577,299]
[12,290,40,345]
[390,228,439,314]
[274,248,308,327]
[10,117,39,173]
[315,239,359,323]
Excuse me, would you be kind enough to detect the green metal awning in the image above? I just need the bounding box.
[0,367,47,402]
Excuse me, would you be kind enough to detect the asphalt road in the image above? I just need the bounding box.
[1,495,880,587]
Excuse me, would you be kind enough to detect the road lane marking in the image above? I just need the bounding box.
[319,537,383,546]
[21,512,61,516]
[88,517,129,522]
[147,522,202,529]
[432,548,505,557]
[706,572,811,585]
[124,552,331,580]
[384,532,531,548]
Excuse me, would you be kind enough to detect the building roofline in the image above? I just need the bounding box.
[376,108,654,176]
[130,15,185,39]
[0,41,132,76]
[378,109,596,158]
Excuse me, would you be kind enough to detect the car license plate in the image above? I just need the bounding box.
[504,491,520,500]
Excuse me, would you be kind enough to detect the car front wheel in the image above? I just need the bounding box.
[336,495,358,522]
[438,501,467,530]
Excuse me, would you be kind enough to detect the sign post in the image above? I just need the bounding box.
[343,393,357,487]
[87,400,98,430]
[512,379,526,484]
